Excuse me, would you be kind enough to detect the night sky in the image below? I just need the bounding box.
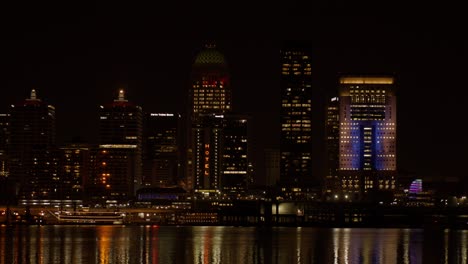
[1,2,466,184]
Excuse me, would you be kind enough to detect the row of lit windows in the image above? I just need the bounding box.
[350,89,386,93]
[193,91,226,97]
[282,72,312,75]
[195,105,224,109]
[193,87,225,91]
[282,123,311,127]
[282,103,312,107]
[194,97,226,101]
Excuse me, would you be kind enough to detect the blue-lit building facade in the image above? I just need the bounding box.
[338,76,397,201]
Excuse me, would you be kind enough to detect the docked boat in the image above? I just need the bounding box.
[57,211,125,225]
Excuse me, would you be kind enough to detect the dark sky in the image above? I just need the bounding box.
[1,2,466,184]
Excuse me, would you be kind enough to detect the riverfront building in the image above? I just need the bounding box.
[187,44,232,195]
[89,90,143,203]
[279,45,313,192]
[337,76,397,201]
[8,90,56,203]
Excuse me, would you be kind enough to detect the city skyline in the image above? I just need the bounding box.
[1,2,466,184]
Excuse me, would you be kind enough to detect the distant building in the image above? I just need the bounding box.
[187,44,231,194]
[221,114,251,195]
[0,113,9,178]
[190,113,252,196]
[7,89,57,202]
[0,113,10,203]
[57,143,90,201]
[323,97,340,199]
[264,148,280,187]
[89,90,143,203]
[88,146,137,204]
[189,43,232,120]
[143,113,182,187]
[279,44,313,190]
[338,76,397,201]
[191,114,224,195]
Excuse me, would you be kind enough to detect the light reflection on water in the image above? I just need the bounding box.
[0,225,467,264]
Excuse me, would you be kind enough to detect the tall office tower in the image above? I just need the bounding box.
[7,89,56,202]
[0,113,10,203]
[187,44,231,193]
[221,114,251,195]
[0,113,9,177]
[189,43,231,120]
[57,143,90,202]
[264,148,280,187]
[143,113,182,187]
[323,97,340,199]
[279,45,313,190]
[192,114,224,194]
[95,90,143,201]
[338,76,397,201]
[191,113,251,195]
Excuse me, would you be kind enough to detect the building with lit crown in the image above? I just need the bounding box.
[7,89,56,202]
[338,76,397,201]
[89,90,143,203]
[280,45,313,192]
[187,44,232,195]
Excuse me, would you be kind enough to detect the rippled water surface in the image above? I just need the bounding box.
[1,225,467,263]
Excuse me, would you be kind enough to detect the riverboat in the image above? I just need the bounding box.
[57,211,124,225]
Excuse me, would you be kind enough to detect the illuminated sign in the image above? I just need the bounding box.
[204,144,210,177]
[150,113,174,117]
[99,144,137,149]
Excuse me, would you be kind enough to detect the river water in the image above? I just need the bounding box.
[0,225,466,263]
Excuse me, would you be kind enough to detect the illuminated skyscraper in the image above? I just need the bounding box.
[221,114,251,195]
[0,113,9,178]
[187,44,231,194]
[7,89,56,202]
[279,45,313,190]
[57,143,90,202]
[189,43,231,120]
[0,113,10,203]
[323,97,340,199]
[143,113,182,187]
[338,76,397,200]
[92,90,143,202]
[192,114,224,194]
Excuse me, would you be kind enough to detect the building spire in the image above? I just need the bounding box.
[118,89,125,101]
[115,89,128,102]
[26,89,41,101]
[30,89,37,100]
